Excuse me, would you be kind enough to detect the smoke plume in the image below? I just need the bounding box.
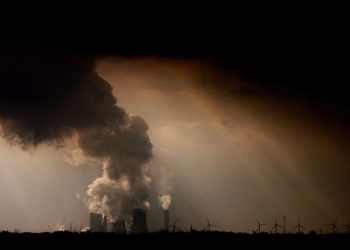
[84,113,153,220]
[0,48,153,221]
[159,195,172,210]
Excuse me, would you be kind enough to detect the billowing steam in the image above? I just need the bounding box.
[83,113,153,220]
[0,50,153,221]
[159,195,172,210]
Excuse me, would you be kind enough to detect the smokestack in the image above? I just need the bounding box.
[90,213,103,232]
[131,209,148,234]
[112,220,126,234]
[164,209,169,231]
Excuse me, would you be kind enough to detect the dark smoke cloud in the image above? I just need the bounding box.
[0,44,153,220]
[0,47,123,146]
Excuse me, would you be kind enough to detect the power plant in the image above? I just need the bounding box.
[89,213,107,232]
[112,220,126,234]
[90,213,102,232]
[90,209,148,234]
[102,215,107,232]
[87,208,349,235]
[131,209,148,234]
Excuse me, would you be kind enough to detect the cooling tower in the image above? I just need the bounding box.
[112,220,126,234]
[131,209,148,234]
[101,215,108,232]
[90,213,103,232]
[164,209,169,231]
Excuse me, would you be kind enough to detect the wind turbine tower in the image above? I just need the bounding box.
[272,217,282,234]
[169,219,178,233]
[343,220,350,234]
[255,219,267,233]
[294,217,306,233]
[328,218,338,233]
[205,218,216,232]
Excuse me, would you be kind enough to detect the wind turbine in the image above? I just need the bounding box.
[256,219,267,233]
[342,220,350,234]
[328,218,338,233]
[205,218,216,232]
[169,219,178,233]
[272,217,282,234]
[294,217,306,233]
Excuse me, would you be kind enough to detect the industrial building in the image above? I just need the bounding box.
[112,220,126,234]
[131,209,148,234]
[89,213,107,232]
[90,209,148,234]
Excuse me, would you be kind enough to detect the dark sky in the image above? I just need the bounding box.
[2,18,347,97]
[2,22,348,132]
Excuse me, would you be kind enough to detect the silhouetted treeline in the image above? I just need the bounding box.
[0,231,349,248]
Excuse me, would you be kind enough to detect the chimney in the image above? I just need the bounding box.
[131,209,148,234]
[164,209,169,231]
[112,220,126,234]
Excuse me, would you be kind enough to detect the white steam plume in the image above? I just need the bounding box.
[159,195,172,210]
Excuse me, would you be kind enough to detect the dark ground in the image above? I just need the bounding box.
[1,231,349,248]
